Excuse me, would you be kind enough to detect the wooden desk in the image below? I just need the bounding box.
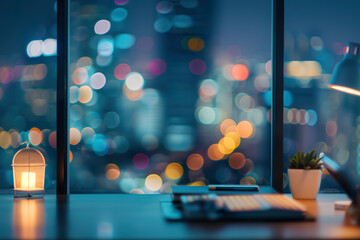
[0,194,359,239]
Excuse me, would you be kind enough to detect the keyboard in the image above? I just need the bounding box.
[215,194,307,212]
[177,194,309,221]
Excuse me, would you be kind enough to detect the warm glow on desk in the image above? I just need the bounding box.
[21,172,36,190]
[13,199,45,239]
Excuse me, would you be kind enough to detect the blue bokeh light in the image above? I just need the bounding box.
[97,38,114,57]
[115,33,136,49]
[111,8,128,22]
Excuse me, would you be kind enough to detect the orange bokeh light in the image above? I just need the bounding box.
[240,176,256,185]
[72,67,88,85]
[165,163,184,180]
[186,154,204,170]
[236,121,253,138]
[188,38,205,52]
[187,181,206,186]
[105,164,120,180]
[220,119,237,135]
[123,85,143,101]
[69,150,73,162]
[29,127,43,146]
[70,128,81,145]
[229,152,246,169]
[207,144,224,161]
[231,64,249,81]
[78,86,93,103]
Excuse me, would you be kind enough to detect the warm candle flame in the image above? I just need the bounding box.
[21,172,36,190]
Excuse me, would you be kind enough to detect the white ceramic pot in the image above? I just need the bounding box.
[288,169,322,200]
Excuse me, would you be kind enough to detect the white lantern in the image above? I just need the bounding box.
[12,144,46,198]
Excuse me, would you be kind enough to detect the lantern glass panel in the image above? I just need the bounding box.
[12,148,46,192]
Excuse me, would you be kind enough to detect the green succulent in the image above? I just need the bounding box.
[289,150,322,170]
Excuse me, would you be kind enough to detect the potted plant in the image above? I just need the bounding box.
[288,150,323,200]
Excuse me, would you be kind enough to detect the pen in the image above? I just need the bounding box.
[208,185,259,191]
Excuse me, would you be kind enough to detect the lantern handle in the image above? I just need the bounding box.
[19,141,30,149]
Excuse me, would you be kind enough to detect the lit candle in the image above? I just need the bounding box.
[21,172,36,190]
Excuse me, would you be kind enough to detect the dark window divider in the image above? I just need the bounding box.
[271,0,284,193]
[56,0,69,195]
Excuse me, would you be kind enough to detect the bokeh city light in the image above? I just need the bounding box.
[0,0,358,194]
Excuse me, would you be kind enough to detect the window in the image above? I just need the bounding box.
[69,0,272,193]
[0,0,57,192]
[283,0,360,192]
[3,0,358,194]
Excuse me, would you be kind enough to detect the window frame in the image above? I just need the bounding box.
[56,0,285,195]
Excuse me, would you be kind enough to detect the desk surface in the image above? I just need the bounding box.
[0,193,359,239]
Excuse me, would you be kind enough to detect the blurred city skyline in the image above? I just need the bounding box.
[0,0,359,193]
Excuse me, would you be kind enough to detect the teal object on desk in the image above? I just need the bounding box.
[208,185,259,191]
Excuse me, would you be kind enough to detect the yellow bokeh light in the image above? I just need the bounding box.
[236,121,253,138]
[186,154,204,170]
[145,174,163,191]
[78,86,93,103]
[287,61,321,79]
[165,163,184,180]
[207,144,224,161]
[223,137,236,149]
[70,128,81,145]
[303,61,321,78]
[229,152,246,169]
[240,176,256,185]
[187,181,206,186]
[105,164,120,180]
[220,119,237,135]
[287,61,305,78]
[81,127,96,139]
[225,132,241,148]
[76,56,92,68]
[29,127,43,146]
[188,38,205,52]
[218,137,235,155]
[0,131,11,149]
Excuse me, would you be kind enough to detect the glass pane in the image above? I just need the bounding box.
[284,0,360,192]
[69,0,271,193]
[0,0,57,193]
